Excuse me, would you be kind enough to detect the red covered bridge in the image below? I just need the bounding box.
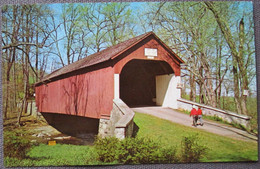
[35,32,184,138]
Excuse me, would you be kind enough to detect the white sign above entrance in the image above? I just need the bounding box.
[145,48,157,59]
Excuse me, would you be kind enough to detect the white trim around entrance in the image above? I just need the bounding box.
[114,74,120,99]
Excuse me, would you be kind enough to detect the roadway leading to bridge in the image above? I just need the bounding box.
[132,106,257,142]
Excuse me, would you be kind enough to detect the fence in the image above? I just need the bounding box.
[177,98,251,128]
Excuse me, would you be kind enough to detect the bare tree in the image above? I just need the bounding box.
[2,4,55,124]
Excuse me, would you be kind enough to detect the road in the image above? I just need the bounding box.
[132,106,257,142]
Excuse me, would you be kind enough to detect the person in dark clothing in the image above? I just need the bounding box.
[189,105,198,127]
[197,106,204,126]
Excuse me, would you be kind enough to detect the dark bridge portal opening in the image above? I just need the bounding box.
[120,59,174,107]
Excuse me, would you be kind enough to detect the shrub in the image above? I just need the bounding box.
[118,137,161,164]
[180,135,208,163]
[94,137,120,163]
[94,137,178,164]
[4,130,32,159]
[159,146,179,164]
[212,115,223,122]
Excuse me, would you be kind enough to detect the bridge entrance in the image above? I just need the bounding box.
[120,59,174,107]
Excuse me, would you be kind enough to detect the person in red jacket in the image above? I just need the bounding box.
[190,105,198,127]
[197,106,204,126]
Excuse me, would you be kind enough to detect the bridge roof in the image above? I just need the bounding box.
[36,32,184,85]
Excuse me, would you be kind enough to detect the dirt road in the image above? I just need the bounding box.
[132,106,257,142]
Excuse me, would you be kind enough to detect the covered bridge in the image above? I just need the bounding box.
[35,32,184,138]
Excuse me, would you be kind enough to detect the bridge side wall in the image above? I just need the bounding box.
[35,67,114,119]
[177,98,250,128]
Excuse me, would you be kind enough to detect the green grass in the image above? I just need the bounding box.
[4,144,100,167]
[135,113,258,162]
[133,112,258,162]
[4,112,258,167]
[28,144,99,166]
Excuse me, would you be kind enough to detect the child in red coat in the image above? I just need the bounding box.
[190,105,198,127]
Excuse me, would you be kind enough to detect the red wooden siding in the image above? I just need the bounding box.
[113,37,181,75]
[35,67,114,119]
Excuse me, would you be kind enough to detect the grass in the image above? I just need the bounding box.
[133,112,258,162]
[4,112,258,167]
[4,144,100,167]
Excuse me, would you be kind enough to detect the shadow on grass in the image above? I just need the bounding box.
[27,156,50,161]
[215,154,258,162]
[205,121,258,141]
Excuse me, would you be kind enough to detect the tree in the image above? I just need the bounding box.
[2,5,20,119]
[101,2,135,46]
[146,1,229,107]
[80,3,108,53]
[61,4,84,64]
[2,4,55,124]
[204,1,255,115]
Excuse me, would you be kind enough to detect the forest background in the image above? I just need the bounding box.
[1,1,257,132]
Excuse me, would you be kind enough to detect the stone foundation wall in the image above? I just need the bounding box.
[98,118,113,138]
[177,98,251,128]
[98,99,135,139]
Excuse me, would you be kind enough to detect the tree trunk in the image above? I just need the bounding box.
[198,66,204,104]
[18,6,31,125]
[24,8,30,118]
[4,5,18,119]
[35,16,39,81]
[238,18,248,115]
[5,69,10,119]
[200,52,217,107]
[12,58,17,114]
[17,97,25,126]
[29,100,33,116]
[189,73,196,101]
[205,69,216,107]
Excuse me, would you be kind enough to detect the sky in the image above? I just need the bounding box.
[47,1,254,59]
[46,1,152,70]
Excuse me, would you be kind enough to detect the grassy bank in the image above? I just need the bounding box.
[134,112,258,162]
[4,112,258,167]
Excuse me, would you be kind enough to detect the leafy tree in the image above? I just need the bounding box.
[80,3,108,53]
[145,2,227,107]
[142,1,255,117]
[61,4,88,65]
[101,2,135,46]
[205,1,255,115]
